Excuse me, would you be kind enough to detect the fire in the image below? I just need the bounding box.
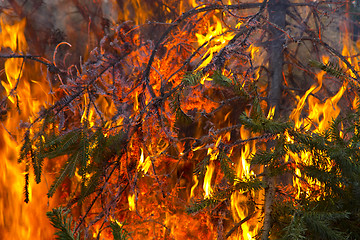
[289,51,349,199]
[203,137,222,198]
[128,193,136,211]
[137,147,151,174]
[1,1,359,239]
[230,125,259,239]
[0,18,55,239]
[0,19,27,51]
[203,160,215,198]
[190,175,198,199]
[195,15,235,70]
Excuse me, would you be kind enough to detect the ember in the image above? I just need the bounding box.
[1,0,360,239]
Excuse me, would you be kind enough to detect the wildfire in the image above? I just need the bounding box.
[0,18,55,239]
[128,193,136,211]
[1,1,358,240]
[137,148,151,174]
[195,15,235,71]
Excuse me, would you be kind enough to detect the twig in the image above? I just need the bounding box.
[74,162,127,234]
[225,212,254,239]
[142,2,264,96]
[0,54,60,73]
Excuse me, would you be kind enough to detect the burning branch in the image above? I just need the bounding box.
[2,0,360,239]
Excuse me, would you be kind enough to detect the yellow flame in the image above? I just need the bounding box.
[237,126,252,178]
[0,18,27,51]
[128,193,136,211]
[353,94,359,110]
[290,85,317,129]
[230,124,260,239]
[0,18,55,239]
[190,175,199,199]
[134,90,139,112]
[267,106,275,120]
[203,136,222,199]
[203,161,215,198]
[195,15,235,71]
[80,95,95,127]
[137,148,151,174]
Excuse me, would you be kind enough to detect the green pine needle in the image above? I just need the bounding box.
[46,207,79,240]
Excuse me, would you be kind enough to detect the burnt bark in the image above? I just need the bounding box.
[262,0,287,239]
[267,0,287,114]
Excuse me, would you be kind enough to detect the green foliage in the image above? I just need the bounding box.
[280,213,307,240]
[274,202,350,240]
[186,196,219,214]
[110,221,130,240]
[309,60,346,79]
[193,155,210,176]
[239,112,292,135]
[302,211,349,240]
[218,151,237,184]
[46,207,79,240]
[170,92,193,128]
[187,176,262,214]
[182,71,203,86]
[210,71,251,98]
[211,71,233,88]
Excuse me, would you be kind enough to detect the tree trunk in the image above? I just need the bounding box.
[262,0,287,239]
[267,0,287,114]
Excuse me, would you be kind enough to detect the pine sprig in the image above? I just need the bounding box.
[218,151,237,184]
[46,207,79,240]
[193,155,210,176]
[182,71,203,86]
[110,220,131,240]
[78,170,101,204]
[309,60,347,79]
[24,164,30,203]
[186,197,218,214]
[48,151,80,198]
[211,71,233,88]
[280,213,307,240]
[303,211,349,240]
[210,71,250,98]
[170,92,193,127]
[239,112,292,135]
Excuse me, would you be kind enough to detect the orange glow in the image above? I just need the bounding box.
[0,19,27,51]
[195,15,235,71]
[203,160,215,198]
[1,1,357,239]
[128,193,136,211]
[137,148,151,174]
[190,175,198,199]
[229,125,260,239]
[0,18,55,239]
[267,106,275,120]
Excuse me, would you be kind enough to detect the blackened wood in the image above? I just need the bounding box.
[262,1,288,239]
[267,0,287,114]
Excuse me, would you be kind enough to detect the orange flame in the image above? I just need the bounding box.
[195,15,235,71]
[128,193,136,211]
[0,18,55,239]
[137,148,151,174]
[203,161,215,198]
